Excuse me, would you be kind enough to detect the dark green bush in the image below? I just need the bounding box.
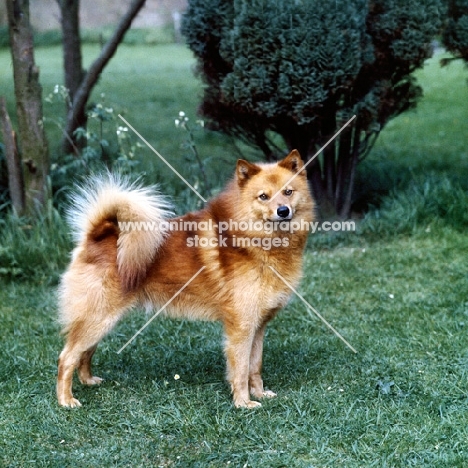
[443,0,468,62]
[182,0,445,217]
[1,28,63,48]
[0,26,9,48]
[0,26,175,49]
[33,29,63,47]
[79,27,175,46]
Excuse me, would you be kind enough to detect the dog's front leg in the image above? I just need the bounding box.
[224,320,260,408]
[249,322,277,400]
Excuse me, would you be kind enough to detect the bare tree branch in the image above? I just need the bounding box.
[63,0,147,148]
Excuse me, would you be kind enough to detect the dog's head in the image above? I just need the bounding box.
[235,150,314,223]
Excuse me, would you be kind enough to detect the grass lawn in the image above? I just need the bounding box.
[1,231,468,467]
[1,43,468,466]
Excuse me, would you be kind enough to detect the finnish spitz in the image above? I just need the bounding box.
[57,150,314,408]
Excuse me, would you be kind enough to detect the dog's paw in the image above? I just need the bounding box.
[59,397,82,408]
[245,400,262,408]
[80,376,103,386]
[250,388,277,399]
[235,399,262,409]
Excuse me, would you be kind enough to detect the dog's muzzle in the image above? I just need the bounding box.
[277,205,291,219]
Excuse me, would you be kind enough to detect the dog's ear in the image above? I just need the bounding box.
[278,150,305,175]
[236,159,261,186]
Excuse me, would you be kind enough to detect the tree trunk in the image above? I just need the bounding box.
[0,97,25,215]
[57,0,86,154]
[322,110,337,205]
[62,0,147,153]
[306,158,328,215]
[338,123,361,218]
[6,0,49,213]
[335,121,353,214]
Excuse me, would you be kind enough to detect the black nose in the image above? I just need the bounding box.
[277,206,290,218]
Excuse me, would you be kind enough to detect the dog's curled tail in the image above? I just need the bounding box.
[68,173,174,291]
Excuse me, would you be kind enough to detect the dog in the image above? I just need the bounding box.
[57,149,314,408]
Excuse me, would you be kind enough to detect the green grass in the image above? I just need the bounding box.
[1,231,468,466]
[0,205,71,284]
[1,44,468,466]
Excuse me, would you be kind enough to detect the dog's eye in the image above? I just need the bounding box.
[259,193,269,201]
[284,189,293,196]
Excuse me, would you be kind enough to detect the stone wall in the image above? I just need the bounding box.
[0,0,187,30]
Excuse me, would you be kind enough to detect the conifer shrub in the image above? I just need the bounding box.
[182,0,444,217]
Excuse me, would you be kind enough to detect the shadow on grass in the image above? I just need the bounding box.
[75,313,354,405]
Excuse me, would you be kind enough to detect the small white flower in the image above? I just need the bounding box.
[179,111,185,118]
[174,374,180,380]
[389,294,394,299]
[175,119,180,127]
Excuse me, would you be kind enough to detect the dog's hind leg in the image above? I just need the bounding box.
[57,312,125,408]
[77,344,102,386]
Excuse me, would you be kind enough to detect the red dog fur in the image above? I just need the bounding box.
[57,150,314,408]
